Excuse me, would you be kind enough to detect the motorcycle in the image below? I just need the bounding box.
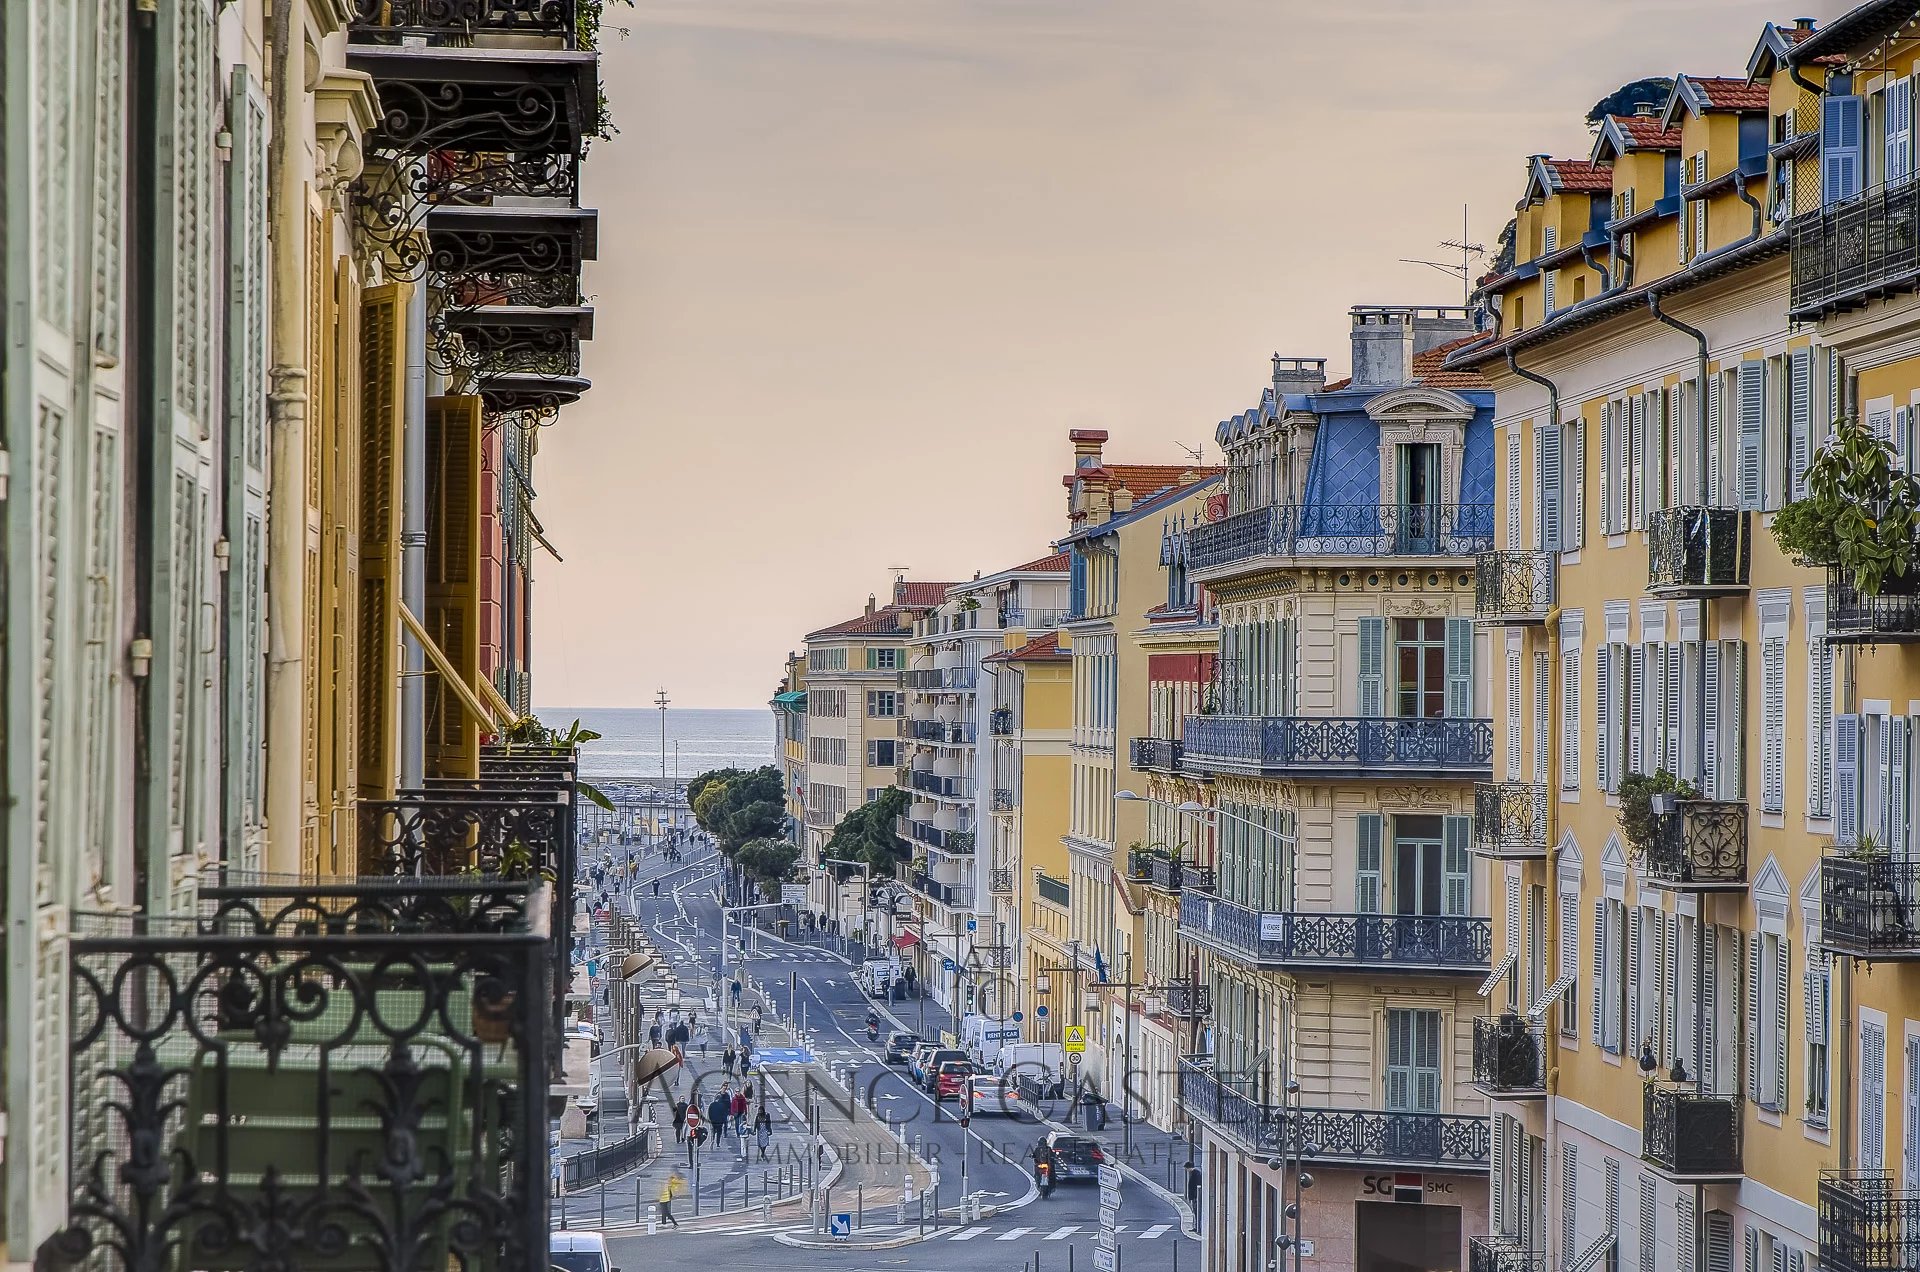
[1035,1160,1053,1199]
[866,1019,880,1043]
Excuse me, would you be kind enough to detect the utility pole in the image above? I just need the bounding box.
[655,687,671,793]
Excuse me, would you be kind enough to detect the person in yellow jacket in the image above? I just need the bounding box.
[657,1170,687,1228]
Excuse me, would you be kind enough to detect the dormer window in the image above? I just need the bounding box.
[1541,227,1558,315]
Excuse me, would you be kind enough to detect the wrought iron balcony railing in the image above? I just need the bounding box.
[1178,1057,1488,1168]
[1469,1236,1548,1272]
[1129,735,1185,774]
[1827,567,1920,644]
[1820,854,1920,959]
[910,870,975,909]
[1473,551,1555,623]
[1642,1084,1742,1179]
[1189,501,1495,574]
[1164,981,1212,1018]
[1642,800,1748,890]
[1125,848,1160,882]
[348,0,579,43]
[1152,855,1212,893]
[989,867,1015,894]
[358,788,569,877]
[1647,507,1750,595]
[901,819,975,853]
[1819,1171,1920,1272]
[992,788,1016,812]
[989,706,1015,735]
[1472,782,1548,859]
[900,719,975,744]
[1472,1016,1546,1098]
[1179,890,1491,972]
[1182,714,1493,778]
[1790,175,1920,320]
[54,876,551,1272]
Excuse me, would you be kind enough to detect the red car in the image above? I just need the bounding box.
[934,1060,973,1100]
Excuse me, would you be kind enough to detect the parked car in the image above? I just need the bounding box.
[965,1073,1017,1115]
[919,1048,967,1091]
[1036,1131,1105,1182]
[884,1031,921,1064]
[934,1060,973,1100]
[550,1231,618,1272]
[908,1042,940,1084]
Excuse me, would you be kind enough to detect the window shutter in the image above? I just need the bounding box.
[1356,813,1383,913]
[1665,644,1684,775]
[1694,187,1708,259]
[1905,1031,1920,1192]
[1569,416,1587,549]
[1562,1142,1579,1257]
[1823,95,1865,204]
[1506,875,1523,965]
[1629,644,1645,777]
[1543,227,1559,314]
[1597,645,1614,792]
[1892,78,1913,184]
[1560,892,1581,1038]
[424,395,486,780]
[1738,363,1766,510]
[1707,374,1724,507]
[355,283,408,803]
[1563,647,1582,790]
[1668,384,1686,508]
[1894,718,1911,855]
[1702,641,1722,795]
[1602,402,1617,534]
[1863,1019,1888,1171]
[1535,651,1551,785]
[1656,912,1672,1064]
[1639,1179,1658,1272]
[1358,616,1386,717]
[1775,936,1791,1114]
[1702,928,1719,1088]
[1665,914,1681,1067]
[1629,907,1643,1053]
[1678,1193,1698,1272]
[1762,638,1786,813]
[1837,713,1862,844]
[1446,617,1474,718]
[1722,640,1746,801]
[1746,933,1763,1100]
[1789,350,1812,499]
[1508,647,1524,781]
[1540,424,1564,552]
[1593,899,1608,1045]
[1744,1227,1759,1272]
[1632,393,1647,530]
[1507,433,1523,550]
[1492,1114,1509,1232]
[1443,815,1472,916]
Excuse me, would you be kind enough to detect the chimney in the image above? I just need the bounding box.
[1349,307,1416,388]
[1069,429,1108,470]
[1794,15,1814,29]
[1410,306,1477,355]
[1112,486,1135,515]
[1634,100,1662,117]
[1271,355,1328,398]
[866,593,876,617]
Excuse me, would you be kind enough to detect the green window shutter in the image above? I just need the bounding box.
[1358,616,1386,717]
[1355,813,1383,913]
[1442,815,1471,916]
[1445,617,1475,719]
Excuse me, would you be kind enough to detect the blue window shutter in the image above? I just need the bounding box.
[1823,95,1864,204]
[1539,424,1564,551]
[1837,713,1862,846]
[1738,363,1766,510]
[1358,616,1386,717]
[1445,617,1474,719]
[1790,349,1813,498]
[1442,816,1471,916]
[1356,813,1383,913]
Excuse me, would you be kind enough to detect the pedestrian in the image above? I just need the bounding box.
[652,878,661,898]
[649,1022,662,1048]
[754,1107,773,1161]
[671,1099,688,1143]
[723,1044,736,1077]
[707,1088,731,1143]
[730,1087,748,1136]
[730,977,743,1007]
[751,1005,763,1035]
[903,964,917,997]
[658,1171,687,1227]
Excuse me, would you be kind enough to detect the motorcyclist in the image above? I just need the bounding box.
[1032,1138,1055,1197]
[865,1008,881,1041]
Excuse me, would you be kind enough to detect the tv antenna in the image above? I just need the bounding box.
[1399,204,1486,305]
[1175,442,1205,464]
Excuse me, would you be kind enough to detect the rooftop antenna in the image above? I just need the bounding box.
[1175,442,1204,463]
[1399,203,1486,306]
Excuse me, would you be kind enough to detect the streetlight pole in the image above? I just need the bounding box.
[655,688,670,794]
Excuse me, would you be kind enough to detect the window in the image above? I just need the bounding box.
[1384,1008,1442,1113]
[865,787,888,803]
[1746,931,1789,1112]
[1395,618,1447,718]
[1761,636,1786,813]
[808,689,847,718]
[1594,897,1625,1053]
[808,737,847,767]
[1822,94,1864,205]
[866,647,899,671]
[867,738,897,768]
[810,647,848,673]
[1386,814,1472,917]
[1559,891,1581,1040]
[1805,946,1831,1126]
[866,691,900,718]
[1534,651,1550,785]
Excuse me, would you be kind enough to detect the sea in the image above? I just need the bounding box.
[532,706,775,783]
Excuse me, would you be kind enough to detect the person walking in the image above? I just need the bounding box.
[722,1044,736,1078]
[671,1098,688,1144]
[754,1107,773,1161]
[706,1088,731,1149]
[730,1087,748,1137]
[652,877,661,898]
[657,1171,687,1227]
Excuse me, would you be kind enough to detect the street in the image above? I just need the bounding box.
[574,842,1197,1271]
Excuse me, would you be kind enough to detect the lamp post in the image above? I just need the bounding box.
[822,856,872,955]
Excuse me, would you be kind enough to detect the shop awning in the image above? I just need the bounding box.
[773,690,806,706]
[892,931,920,949]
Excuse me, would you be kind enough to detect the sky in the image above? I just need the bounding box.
[535,0,1801,711]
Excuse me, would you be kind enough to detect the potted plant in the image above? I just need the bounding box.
[1772,417,1920,596]
[1617,769,1698,860]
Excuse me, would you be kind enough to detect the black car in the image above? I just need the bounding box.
[1037,1131,1104,1182]
[919,1048,967,1091]
[883,1031,921,1064]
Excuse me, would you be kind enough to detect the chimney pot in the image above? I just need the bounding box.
[1794,15,1814,29]
[866,593,876,617]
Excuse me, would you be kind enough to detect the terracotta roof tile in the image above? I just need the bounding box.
[1410,334,1493,389]
[1609,114,1683,150]
[1081,464,1220,500]
[806,609,912,640]
[1692,76,1771,111]
[894,581,956,608]
[1321,377,1352,392]
[985,631,1066,662]
[1546,159,1614,192]
[1010,551,1070,573]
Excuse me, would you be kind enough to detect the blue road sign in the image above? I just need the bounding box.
[943,957,956,973]
[1012,1011,1024,1023]
[1036,1004,1049,1018]
[966,917,977,932]
[829,1213,852,1240]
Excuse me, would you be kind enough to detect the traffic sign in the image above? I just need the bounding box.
[1036,1005,1049,1018]
[1063,1025,1086,1053]
[943,957,957,973]
[829,1213,852,1240]
[967,917,977,932]
[1099,1185,1122,1212]
[1012,1011,1024,1023]
[1097,1162,1123,1190]
[1099,1206,1120,1233]
[1093,1247,1118,1272]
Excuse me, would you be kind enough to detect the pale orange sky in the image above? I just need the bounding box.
[536,0,1803,710]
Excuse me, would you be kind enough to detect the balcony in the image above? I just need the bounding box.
[1646,507,1750,596]
[1002,607,1069,629]
[349,0,578,41]
[1182,714,1493,779]
[1125,847,1159,882]
[989,706,1015,736]
[900,818,976,853]
[902,668,977,691]
[989,867,1015,894]
[806,807,840,829]
[1642,799,1748,891]
[1189,501,1495,577]
[1129,736,1185,774]
[899,719,975,745]
[1469,1236,1547,1272]
[1827,567,1920,645]
[1642,1084,1741,1179]
[1820,855,1920,960]
[1471,1016,1546,1099]
[1472,782,1548,859]
[1178,1057,1488,1169]
[1163,982,1212,1018]
[54,876,551,1270]
[1790,176,1920,320]
[1473,551,1555,624]
[1179,890,1491,973]
[1819,1171,1920,1272]
[1153,855,1213,894]
[1035,871,1071,909]
[991,788,1016,812]
[911,869,975,910]
[906,770,971,800]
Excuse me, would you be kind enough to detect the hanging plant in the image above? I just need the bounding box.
[1772,417,1920,596]
[1616,769,1698,859]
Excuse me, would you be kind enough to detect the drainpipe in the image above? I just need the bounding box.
[400,273,428,788]
[1579,241,1611,296]
[1733,171,1765,239]
[1504,351,1559,432]
[264,0,309,873]
[1646,294,1710,508]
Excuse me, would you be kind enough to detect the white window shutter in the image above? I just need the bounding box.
[1837,712,1862,845]
[1657,912,1672,1064]
[1707,373,1725,507]
[1507,647,1524,782]
[1905,1031,1920,1192]
[1358,616,1385,717]
[1678,1193,1698,1272]
[1535,651,1551,785]
[1563,647,1582,791]
[1808,616,1832,817]
[1789,349,1812,499]
[1446,618,1474,719]
[1703,641,1722,795]
[1639,1178,1658,1272]
[1629,644,1645,777]
[1702,928,1718,1089]
[1665,644,1684,775]
[1746,933,1763,1099]
[1738,363,1766,510]
[1601,402,1616,534]
[1569,416,1586,549]
[1507,433,1523,550]
[1562,1142,1579,1256]
[1775,936,1790,1114]
[1629,906,1643,1053]
[1863,1019,1888,1171]
[1356,813,1383,913]
[1443,816,1472,916]
[1722,640,1746,801]
[1492,1114,1508,1232]
[1596,645,1614,792]
[1593,899,1608,1045]
[1744,1226,1759,1272]
[1893,718,1911,855]
[1632,392,1647,530]
[1560,892,1581,1039]
[1506,875,1523,959]
[1762,638,1786,813]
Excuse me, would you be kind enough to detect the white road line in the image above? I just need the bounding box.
[1138,1224,1169,1239]
[995,1227,1034,1241]
[1043,1226,1080,1240]
[947,1227,988,1242]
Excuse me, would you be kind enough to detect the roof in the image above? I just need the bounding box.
[1665,74,1770,127]
[1543,159,1613,193]
[985,631,1066,663]
[1593,113,1682,163]
[1076,464,1217,502]
[894,581,956,608]
[1058,471,1223,545]
[1409,334,1492,389]
[805,608,914,640]
[1791,0,1913,65]
[1010,551,1070,574]
[772,690,806,706]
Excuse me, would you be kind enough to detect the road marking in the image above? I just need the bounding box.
[1138,1225,1169,1239]
[948,1227,988,1242]
[995,1227,1034,1241]
[1043,1226,1080,1240]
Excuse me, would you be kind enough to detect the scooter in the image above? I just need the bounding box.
[1035,1160,1053,1199]
[867,1020,880,1043]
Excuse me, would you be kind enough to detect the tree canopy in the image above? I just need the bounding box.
[687,766,787,857]
[1586,77,1674,130]
[822,787,912,878]
[736,836,804,896]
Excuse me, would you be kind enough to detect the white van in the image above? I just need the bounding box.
[994,1041,1066,1096]
[959,1014,1022,1067]
[549,1231,617,1272]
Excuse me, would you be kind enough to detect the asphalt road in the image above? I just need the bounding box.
[575,844,1192,1271]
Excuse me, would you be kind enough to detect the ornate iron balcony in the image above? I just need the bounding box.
[1164,982,1211,1018]
[1152,855,1212,893]
[349,0,578,43]
[1129,736,1185,774]
[1647,507,1750,596]
[1642,1084,1742,1179]
[53,876,551,1272]
[989,706,1015,736]
[1790,175,1920,320]
[1827,567,1920,644]
[989,867,1015,894]
[1821,855,1920,959]
[1182,714,1493,778]
[992,788,1016,812]
[1643,799,1748,890]
[1474,551,1555,623]
[1178,1057,1488,1168]
[1819,1171,1920,1272]
[1189,501,1495,575]
[1469,1236,1548,1272]
[1125,848,1159,882]
[1472,782,1548,859]
[1472,1016,1546,1098]
[1179,890,1491,972]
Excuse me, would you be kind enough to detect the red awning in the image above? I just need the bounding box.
[892,931,920,949]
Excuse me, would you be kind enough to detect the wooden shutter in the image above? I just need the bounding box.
[1721,640,1745,800]
[1678,1194,1698,1272]
[1789,350,1813,498]
[1562,1142,1579,1256]
[1593,899,1608,1045]
[1738,363,1765,510]
[1507,646,1524,781]
[1631,393,1647,530]
[1904,1030,1920,1192]
[1893,718,1910,854]
[1746,933,1763,1099]
[1823,95,1864,205]
[1543,227,1558,314]
[1445,617,1474,719]
[1761,638,1785,813]
[357,283,409,798]
[1540,424,1564,551]
[425,394,486,780]
[1809,615,1833,817]
[1596,645,1614,792]
[1568,416,1586,549]
[1629,644,1645,778]
[1492,1114,1508,1232]
[1601,401,1616,534]
[1535,651,1551,785]
[1506,433,1523,550]
[1702,641,1722,795]
[1560,892,1581,1038]
[1628,907,1643,1054]
[1358,616,1386,717]
[1355,813,1383,913]
[1640,1179,1658,1272]
[1837,713,1862,845]
[1562,647,1581,790]
[1863,1018,1888,1171]
[1664,913,1680,1066]
[1775,936,1790,1115]
[1443,815,1471,916]
[1665,643,1684,776]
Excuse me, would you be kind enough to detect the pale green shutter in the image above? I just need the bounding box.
[1356,813,1383,912]
[1358,616,1386,717]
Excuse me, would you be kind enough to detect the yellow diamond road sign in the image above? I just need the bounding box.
[1063,1026,1086,1053]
